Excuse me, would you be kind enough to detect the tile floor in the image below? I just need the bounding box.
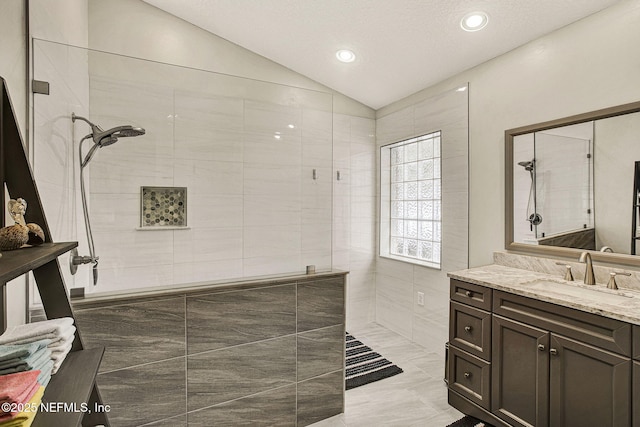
[310,323,463,427]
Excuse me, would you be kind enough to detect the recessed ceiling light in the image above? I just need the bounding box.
[460,11,489,32]
[336,49,356,63]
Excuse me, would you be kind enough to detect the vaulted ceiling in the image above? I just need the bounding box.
[143,0,620,109]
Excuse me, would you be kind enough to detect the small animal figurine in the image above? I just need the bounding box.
[0,198,45,250]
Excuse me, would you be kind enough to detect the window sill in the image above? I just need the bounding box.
[379,253,441,270]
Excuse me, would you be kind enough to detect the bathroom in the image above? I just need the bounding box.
[1,0,640,426]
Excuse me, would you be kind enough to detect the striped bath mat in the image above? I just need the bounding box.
[345,332,403,390]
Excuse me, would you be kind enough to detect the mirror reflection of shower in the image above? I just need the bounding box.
[70,113,146,285]
[518,159,542,231]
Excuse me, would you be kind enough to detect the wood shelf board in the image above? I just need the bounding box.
[32,347,105,427]
[0,242,77,284]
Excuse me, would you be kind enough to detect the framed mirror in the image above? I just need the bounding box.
[505,100,640,266]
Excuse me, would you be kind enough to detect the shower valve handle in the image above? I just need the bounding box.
[71,254,97,265]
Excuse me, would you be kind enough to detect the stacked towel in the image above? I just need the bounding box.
[0,385,45,427]
[0,341,52,387]
[0,370,43,426]
[0,318,75,375]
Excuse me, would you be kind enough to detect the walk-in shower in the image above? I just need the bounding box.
[70,113,145,285]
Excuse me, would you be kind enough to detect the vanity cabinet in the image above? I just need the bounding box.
[634,362,640,427]
[449,279,634,427]
[448,279,493,410]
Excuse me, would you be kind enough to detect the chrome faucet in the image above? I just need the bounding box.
[579,251,596,285]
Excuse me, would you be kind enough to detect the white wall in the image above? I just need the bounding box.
[87,0,372,119]
[374,0,640,345]
[333,114,377,329]
[0,0,28,327]
[375,86,469,343]
[29,0,91,305]
[0,0,27,128]
[379,0,640,269]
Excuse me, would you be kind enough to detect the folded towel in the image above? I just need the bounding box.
[0,344,51,372]
[0,380,39,417]
[46,325,76,351]
[0,385,44,426]
[0,340,51,369]
[34,360,53,388]
[0,318,74,346]
[0,372,40,422]
[0,371,40,404]
[50,341,73,375]
[50,340,72,358]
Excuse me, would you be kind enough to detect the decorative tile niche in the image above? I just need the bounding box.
[140,186,187,229]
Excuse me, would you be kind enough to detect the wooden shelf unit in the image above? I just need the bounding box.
[0,242,77,284]
[1,77,110,426]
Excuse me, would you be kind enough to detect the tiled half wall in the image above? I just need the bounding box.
[73,272,346,426]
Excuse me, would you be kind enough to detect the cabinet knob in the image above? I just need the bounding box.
[537,344,545,351]
[465,291,472,298]
[464,326,473,333]
[550,348,558,356]
[464,372,472,379]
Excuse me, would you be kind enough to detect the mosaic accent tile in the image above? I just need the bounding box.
[141,186,187,227]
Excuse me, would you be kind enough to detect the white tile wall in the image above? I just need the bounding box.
[375,85,469,344]
[32,39,91,304]
[33,40,337,296]
[333,113,377,329]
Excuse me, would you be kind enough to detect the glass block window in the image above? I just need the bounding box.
[382,131,441,268]
[141,186,187,228]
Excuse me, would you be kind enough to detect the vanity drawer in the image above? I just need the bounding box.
[450,279,492,311]
[448,345,491,410]
[450,301,491,360]
[493,290,631,356]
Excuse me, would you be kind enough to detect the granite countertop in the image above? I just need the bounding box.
[448,264,640,325]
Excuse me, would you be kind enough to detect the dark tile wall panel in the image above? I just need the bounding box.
[97,357,186,427]
[143,414,187,426]
[75,297,186,372]
[187,385,296,427]
[298,325,345,381]
[186,284,296,354]
[297,370,345,427]
[187,335,297,411]
[74,273,346,426]
[297,277,345,332]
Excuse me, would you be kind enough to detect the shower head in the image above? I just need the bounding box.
[518,160,535,172]
[94,125,146,147]
[72,113,146,147]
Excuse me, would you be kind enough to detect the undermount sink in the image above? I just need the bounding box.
[524,279,635,305]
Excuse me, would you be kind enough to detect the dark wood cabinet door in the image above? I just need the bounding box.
[632,361,639,427]
[550,335,631,427]
[492,315,549,427]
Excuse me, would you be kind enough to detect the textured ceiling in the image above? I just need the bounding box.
[143,0,620,109]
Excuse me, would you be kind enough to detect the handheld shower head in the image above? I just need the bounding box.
[71,112,146,286]
[72,112,146,147]
[94,125,146,147]
[518,160,535,172]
